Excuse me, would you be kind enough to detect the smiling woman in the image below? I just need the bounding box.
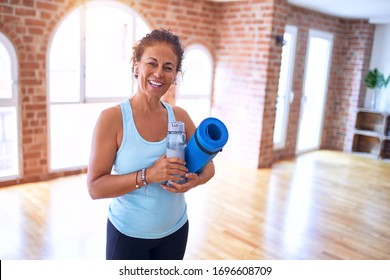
[87,29,216,260]
[133,44,177,99]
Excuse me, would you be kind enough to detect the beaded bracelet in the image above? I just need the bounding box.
[141,168,148,187]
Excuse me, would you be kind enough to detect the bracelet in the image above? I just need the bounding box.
[141,168,148,187]
[135,170,140,189]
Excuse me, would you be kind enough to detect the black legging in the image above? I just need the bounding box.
[106,219,189,260]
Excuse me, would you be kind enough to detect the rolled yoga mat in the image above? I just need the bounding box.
[185,117,229,174]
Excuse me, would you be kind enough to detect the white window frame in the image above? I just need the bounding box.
[0,32,20,180]
[47,1,150,171]
[48,1,146,106]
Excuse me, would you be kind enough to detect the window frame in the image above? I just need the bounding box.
[0,32,20,180]
[47,1,150,172]
[48,1,145,106]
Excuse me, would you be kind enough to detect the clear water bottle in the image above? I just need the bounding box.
[166,121,187,186]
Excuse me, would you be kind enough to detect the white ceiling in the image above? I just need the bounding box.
[210,0,390,24]
[288,0,390,23]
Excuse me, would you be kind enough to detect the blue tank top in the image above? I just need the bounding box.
[108,100,188,239]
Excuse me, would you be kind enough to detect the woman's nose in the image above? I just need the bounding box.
[154,66,163,78]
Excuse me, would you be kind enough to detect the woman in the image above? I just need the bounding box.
[87,28,215,260]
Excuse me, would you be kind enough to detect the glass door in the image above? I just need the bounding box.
[297,30,333,153]
[273,25,297,149]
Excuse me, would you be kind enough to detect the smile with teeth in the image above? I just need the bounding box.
[148,80,164,87]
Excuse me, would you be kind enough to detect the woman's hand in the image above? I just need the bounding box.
[149,156,215,193]
[161,172,199,193]
[147,155,188,184]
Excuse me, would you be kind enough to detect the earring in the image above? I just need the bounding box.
[133,67,138,78]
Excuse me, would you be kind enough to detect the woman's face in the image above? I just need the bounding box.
[135,43,178,98]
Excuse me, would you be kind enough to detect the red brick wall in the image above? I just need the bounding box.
[327,20,374,151]
[272,5,374,161]
[0,0,375,186]
[211,0,288,168]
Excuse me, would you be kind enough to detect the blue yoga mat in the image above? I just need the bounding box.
[185,117,229,174]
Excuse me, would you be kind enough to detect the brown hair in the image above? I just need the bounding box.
[132,28,184,78]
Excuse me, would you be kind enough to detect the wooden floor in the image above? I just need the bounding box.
[0,150,389,260]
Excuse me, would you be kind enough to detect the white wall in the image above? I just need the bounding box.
[365,24,390,112]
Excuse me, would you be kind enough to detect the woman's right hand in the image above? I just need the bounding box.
[146,155,188,184]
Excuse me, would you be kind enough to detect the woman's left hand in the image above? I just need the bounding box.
[161,172,199,193]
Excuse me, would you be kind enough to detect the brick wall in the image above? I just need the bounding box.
[212,0,286,168]
[328,20,374,151]
[0,0,375,186]
[272,5,374,161]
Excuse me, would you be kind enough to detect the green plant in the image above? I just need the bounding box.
[364,68,390,89]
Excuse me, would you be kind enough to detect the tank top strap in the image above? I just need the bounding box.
[161,101,176,123]
[119,100,131,119]
[119,99,132,129]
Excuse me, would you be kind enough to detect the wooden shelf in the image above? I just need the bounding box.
[355,111,384,133]
[354,129,381,138]
[353,109,390,161]
[382,140,390,160]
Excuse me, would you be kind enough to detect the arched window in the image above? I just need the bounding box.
[48,1,149,170]
[176,44,213,126]
[0,33,19,179]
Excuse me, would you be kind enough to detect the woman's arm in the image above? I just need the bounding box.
[87,106,140,199]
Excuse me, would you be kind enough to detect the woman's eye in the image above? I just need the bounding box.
[164,66,174,71]
[148,62,157,66]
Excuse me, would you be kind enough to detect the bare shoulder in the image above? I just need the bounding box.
[96,105,122,131]
[99,105,121,122]
[101,105,121,119]
[172,105,192,123]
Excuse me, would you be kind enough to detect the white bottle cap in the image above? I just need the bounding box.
[168,121,185,132]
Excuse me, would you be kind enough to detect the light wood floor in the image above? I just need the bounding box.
[0,150,389,260]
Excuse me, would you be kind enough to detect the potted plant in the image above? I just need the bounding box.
[364,68,390,110]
